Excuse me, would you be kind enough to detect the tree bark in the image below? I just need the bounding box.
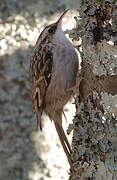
[69,1,117,179]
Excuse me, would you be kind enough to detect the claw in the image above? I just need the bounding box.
[67,73,82,95]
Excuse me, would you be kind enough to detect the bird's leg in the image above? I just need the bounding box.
[67,73,82,95]
[53,111,73,168]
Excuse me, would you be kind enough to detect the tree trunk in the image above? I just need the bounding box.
[69,1,117,179]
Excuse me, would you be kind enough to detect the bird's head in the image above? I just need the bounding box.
[36,10,69,46]
[46,9,68,35]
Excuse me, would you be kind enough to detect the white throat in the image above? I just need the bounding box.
[54,27,72,46]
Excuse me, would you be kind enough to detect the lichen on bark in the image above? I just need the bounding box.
[69,1,117,179]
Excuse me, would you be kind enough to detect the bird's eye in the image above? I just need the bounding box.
[48,28,54,33]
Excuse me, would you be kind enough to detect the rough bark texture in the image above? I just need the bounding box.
[69,1,117,179]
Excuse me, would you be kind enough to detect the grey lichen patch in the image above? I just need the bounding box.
[94,162,112,180]
[105,152,117,170]
[83,39,117,76]
[100,93,117,118]
[75,0,117,75]
[70,100,117,178]
[82,161,113,180]
[94,42,117,76]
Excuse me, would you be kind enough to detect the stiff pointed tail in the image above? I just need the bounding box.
[53,110,73,168]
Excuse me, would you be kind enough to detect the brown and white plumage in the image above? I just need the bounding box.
[30,37,53,130]
[30,10,78,168]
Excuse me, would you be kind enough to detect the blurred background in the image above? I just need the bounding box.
[0,0,80,179]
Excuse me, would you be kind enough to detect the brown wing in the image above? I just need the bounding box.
[30,44,53,130]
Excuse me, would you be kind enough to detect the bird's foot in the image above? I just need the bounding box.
[67,73,82,96]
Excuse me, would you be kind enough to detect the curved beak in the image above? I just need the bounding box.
[56,9,69,26]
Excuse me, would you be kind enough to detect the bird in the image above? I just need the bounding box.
[30,10,79,169]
